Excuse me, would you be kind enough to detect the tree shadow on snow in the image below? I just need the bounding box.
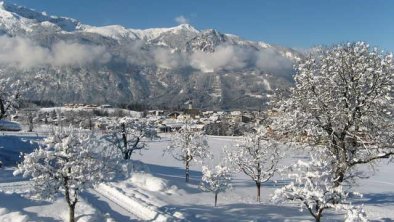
[357,192,394,205]
[81,190,140,222]
[0,135,41,166]
[0,192,57,221]
[159,202,340,222]
[144,163,203,194]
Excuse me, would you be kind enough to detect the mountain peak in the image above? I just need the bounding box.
[0,1,80,32]
[173,23,199,32]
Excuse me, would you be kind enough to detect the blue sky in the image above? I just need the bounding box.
[6,0,394,51]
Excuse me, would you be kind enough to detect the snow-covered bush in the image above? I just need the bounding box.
[165,123,211,182]
[226,128,281,202]
[200,164,232,207]
[103,117,158,159]
[274,42,394,185]
[272,150,367,222]
[14,127,118,222]
[0,78,24,120]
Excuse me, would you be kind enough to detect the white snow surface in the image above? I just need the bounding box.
[0,131,394,221]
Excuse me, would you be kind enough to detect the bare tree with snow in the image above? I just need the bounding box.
[104,117,158,160]
[14,127,118,222]
[165,123,211,182]
[274,42,394,186]
[0,78,24,120]
[272,150,367,222]
[200,164,232,207]
[225,128,281,202]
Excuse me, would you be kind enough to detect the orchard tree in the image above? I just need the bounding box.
[104,117,158,160]
[200,164,232,207]
[165,123,211,182]
[272,150,367,222]
[225,128,281,202]
[275,42,394,186]
[14,127,118,222]
[0,78,24,119]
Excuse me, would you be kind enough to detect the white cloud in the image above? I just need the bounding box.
[190,45,252,72]
[0,36,111,69]
[255,48,293,73]
[175,15,189,24]
[154,48,187,69]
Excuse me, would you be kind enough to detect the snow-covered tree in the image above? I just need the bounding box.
[165,123,211,182]
[225,128,281,202]
[275,42,394,186]
[272,150,367,222]
[0,78,24,119]
[14,127,118,222]
[104,117,158,159]
[200,164,232,207]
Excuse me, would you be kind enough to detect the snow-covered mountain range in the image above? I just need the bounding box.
[0,1,302,109]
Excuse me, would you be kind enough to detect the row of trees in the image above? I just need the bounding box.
[162,42,393,221]
[3,42,394,222]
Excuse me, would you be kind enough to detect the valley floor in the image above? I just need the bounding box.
[0,131,393,221]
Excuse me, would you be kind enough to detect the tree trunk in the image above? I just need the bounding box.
[185,160,190,183]
[214,192,218,207]
[256,182,261,202]
[314,212,321,222]
[0,99,5,119]
[68,203,76,222]
[121,123,129,160]
[123,152,129,160]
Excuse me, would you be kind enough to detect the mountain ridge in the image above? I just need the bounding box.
[0,1,300,110]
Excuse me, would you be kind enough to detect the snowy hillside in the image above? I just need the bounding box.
[0,1,300,109]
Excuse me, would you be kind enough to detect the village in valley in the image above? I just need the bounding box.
[10,101,267,136]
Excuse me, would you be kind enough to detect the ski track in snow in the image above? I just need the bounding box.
[82,188,141,222]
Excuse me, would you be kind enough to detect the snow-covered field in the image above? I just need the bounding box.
[1,132,394,221]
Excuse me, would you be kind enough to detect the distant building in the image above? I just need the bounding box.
[101,104,113,109]
[167,112,181,119]
[184,100,193,109]
[148,110,164,116]
[184,109,200,119]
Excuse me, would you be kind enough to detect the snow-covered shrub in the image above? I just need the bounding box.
[200,164,232,207]
[272,150,367,222]
[225,128,281,202]
[14,127,119,222]
[165,123,211,182]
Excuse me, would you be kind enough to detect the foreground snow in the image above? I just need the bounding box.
[0,132,393,221]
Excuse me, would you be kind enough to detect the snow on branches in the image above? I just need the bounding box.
[225,128,281,202]
[165,122,211,182]
[14,127,118,222]
[275,42,394,185]
[0,78,24,119]
[200,164,232,207]
[272,150,367,222]
[103,117,159,159]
